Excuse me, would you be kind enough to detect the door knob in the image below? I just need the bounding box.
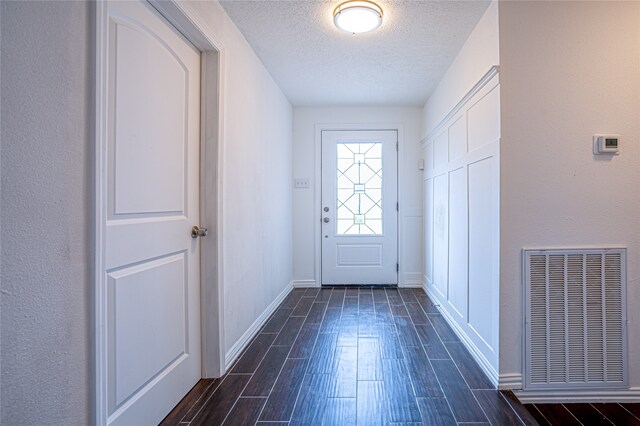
[323,217,330,223]
[191,226,208,238]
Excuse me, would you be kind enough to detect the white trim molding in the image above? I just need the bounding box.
[424,283,499,387]
[224,282,294,369]
[400,272,423,288]
[513,388,640,404]
[498,373,524,391]
[293,280,318,288]
[421,65,499,144]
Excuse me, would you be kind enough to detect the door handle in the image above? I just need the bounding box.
[323,217,330,223]
[191,226,208,238]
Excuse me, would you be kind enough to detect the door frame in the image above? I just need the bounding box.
[93,1,226,424]
[314,123,405,287]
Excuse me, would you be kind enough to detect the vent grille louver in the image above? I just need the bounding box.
[524,249,627,390]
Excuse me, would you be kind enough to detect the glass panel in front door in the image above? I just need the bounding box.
[336,142,383,235]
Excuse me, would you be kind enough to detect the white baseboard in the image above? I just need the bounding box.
[224,281,293,369]
[423,281,499,387]
[293,279,317,288]
[498,373,524,390]
[401,272,423,288]
[514,387,640,403]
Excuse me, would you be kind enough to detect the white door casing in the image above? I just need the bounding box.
[97,1,201,424]
[321,130,398,285]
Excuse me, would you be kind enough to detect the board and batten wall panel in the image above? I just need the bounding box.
[423,73,500,379]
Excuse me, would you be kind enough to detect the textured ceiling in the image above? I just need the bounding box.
[219,0,490,107]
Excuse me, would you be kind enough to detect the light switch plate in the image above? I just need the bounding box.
[294,178,311,188]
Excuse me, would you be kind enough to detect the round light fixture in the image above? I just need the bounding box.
[333,0,383,34]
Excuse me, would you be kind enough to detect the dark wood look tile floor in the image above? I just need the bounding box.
[161,287,534,426]
[525,402,640,426]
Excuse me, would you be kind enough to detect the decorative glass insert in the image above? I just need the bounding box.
[336,142,382,235]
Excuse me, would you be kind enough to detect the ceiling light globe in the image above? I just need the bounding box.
[334,1,383,34]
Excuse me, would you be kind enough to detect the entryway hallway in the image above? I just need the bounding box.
[161,287,535,425]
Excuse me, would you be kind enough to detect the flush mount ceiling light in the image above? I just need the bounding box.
[333,0,383,34]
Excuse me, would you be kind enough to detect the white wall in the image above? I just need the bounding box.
[499,0,640,393]
[186,1,294,357]
[0,0,292,423]
[422,1,499,139]
[292,107,423,287]
[1,2,92,424]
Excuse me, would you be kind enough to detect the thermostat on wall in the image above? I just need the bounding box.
[593,134,620,155]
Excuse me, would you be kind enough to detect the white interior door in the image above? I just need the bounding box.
[101,1,201,424]
[321,130,398,285]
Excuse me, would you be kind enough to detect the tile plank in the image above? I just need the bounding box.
[289,374,331,426]
[472,390,523,426]
[357,381,388,426]
[320,307,342,334]
[329,346,357,398]
[221,397,266,426]
[564,403,614,426]
[315,288,333,302]
[289,322,320,359]
[622,404,640,419]
[189,374,251,426]
[523,404,552,426]
[394,316,422,347]
[445,341,494,389]
[358,337,383,380]
[405,302,429,325]
[382,358,422,422]
[428,314,459,342]
[259,358,309,422]
[593,403,640,425]
[534,404,582,425]
[159,379,217,425]
[262,308,294,333]
[291,296,315,317]
[416,397,457,426]
[501,391,541,426]
[337,313,358,347]
[414,322,450,360]
[403,346,442,397]
[342,296,359,315]
[324,398,357,426]
[231,333,278,373]
[242,345,290,396]
[273,315,305,347]
[305,302,327,324]
[307,332,338,374]
[372,288,388,303]
[328,288,345,308]
[358,311,378,337]
[359,291,374,311]
[431,359,487,423]
[378,323,404,359]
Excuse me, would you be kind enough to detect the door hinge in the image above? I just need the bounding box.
[396,142,398,151]
[396,202,399,211]
[396,263,399,272]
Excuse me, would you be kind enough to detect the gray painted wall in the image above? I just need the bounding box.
[1,1,92,424]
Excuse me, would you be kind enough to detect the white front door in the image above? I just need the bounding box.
[100,1,201,424]
[321,130,398,285]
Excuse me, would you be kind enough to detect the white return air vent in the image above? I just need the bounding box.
[524,248,627,390]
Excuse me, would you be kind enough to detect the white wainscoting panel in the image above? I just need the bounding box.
[422,68,500,372]
[432,173,449,299]
[448,166,468,321]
